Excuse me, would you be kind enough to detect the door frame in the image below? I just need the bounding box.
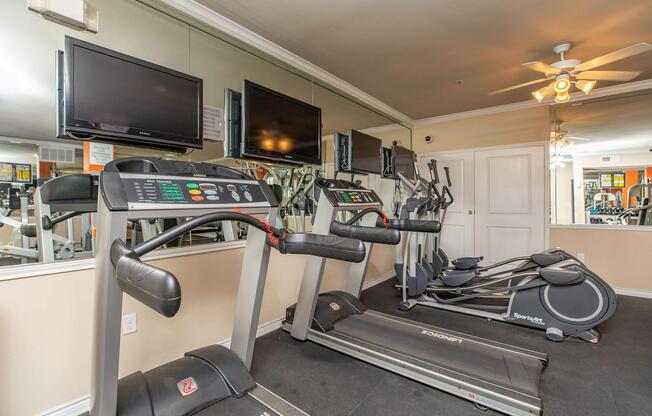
[419,140,550,251]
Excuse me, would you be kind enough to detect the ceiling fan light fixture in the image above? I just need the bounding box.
[554,91,570,104]
[576,79,596,94]
[532,86,550,102]
[553,75,571,93]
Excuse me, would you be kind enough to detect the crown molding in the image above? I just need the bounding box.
[154,0,413,125]
[414,78,652,127]
[359,123,408,134]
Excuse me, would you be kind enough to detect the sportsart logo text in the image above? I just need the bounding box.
[512,312,545,326]
[420,330,463,344]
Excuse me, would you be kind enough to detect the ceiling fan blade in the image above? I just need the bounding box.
[574,43,652,72]
[488,78,551,95]
[575,70,641,82]
[522,61,562,75]
[566,136,591,141]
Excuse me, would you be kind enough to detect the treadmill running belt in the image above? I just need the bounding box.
[194,395,275,415]
[193,386,308,416]
[332,312,544,398]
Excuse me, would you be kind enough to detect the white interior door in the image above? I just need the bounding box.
[474,145,545,263]
[418,151,474,259]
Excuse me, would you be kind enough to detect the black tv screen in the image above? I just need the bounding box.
[223,88,242,158]
[349,130,382,175]
[393,145,416,181]
[242,80,321,165]
[62,36,203,151]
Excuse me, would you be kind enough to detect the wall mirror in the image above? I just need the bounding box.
[550,90,652,227]
[0,0,411,267]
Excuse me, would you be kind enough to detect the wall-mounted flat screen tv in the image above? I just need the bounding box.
[59,36,203,151]
[348,130,382,175]
[242,80,321,165]
[393,145,416,181]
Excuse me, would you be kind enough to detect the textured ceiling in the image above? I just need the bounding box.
[197,0,652,119]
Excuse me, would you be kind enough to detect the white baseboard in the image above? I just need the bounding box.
[615,287,652,299]
[38,271,396,416]
[36,396,90,416]
[362,271,395,291]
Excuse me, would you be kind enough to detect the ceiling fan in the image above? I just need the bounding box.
[550,121,590,149]
[490,42,652,103]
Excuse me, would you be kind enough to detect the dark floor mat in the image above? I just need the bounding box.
[251,279,652,416]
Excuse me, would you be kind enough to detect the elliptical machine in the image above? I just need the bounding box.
[397,158,618,343]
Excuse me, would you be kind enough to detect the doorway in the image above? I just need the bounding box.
[418,144,546,262]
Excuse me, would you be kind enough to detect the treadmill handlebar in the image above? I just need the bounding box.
[268,232,366,263]
[20,223,37,238]
[127,210,368,265]
[110,239,181,317]
[330,221,400,245]
[42,210,93,230]
[378,217,441,233]
[330,207,400,245]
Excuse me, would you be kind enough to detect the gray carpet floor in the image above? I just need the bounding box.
[250,279,652,416]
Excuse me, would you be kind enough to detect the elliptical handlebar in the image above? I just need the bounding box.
[429,181,443,204]
[441,186,454,208]
[443,166,452,187]
[428,159,440,184]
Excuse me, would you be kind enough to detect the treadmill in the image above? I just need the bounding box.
[284,179,548,416]
[90,157,366,416]
[0,174,98,262]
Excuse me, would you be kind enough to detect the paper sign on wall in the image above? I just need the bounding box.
[84,142,114,173]
[0,163,32,183]
[0,163,13,182]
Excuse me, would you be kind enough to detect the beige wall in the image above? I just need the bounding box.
[0,244,395,415]
[550,227,652,291]
[412,107,550,153]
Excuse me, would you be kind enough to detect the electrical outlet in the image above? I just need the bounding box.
[122,313,137,335]
[577,253,586,262]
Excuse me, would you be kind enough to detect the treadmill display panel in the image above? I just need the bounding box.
[120,174,269,208]
[327,189,382,206]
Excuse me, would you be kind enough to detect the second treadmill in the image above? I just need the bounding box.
[284,179,548,416]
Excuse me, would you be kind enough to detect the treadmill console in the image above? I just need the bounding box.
[317,180,382,207]
[330,189,379,206]
[120,174,269,209]
[99,158,278,211]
